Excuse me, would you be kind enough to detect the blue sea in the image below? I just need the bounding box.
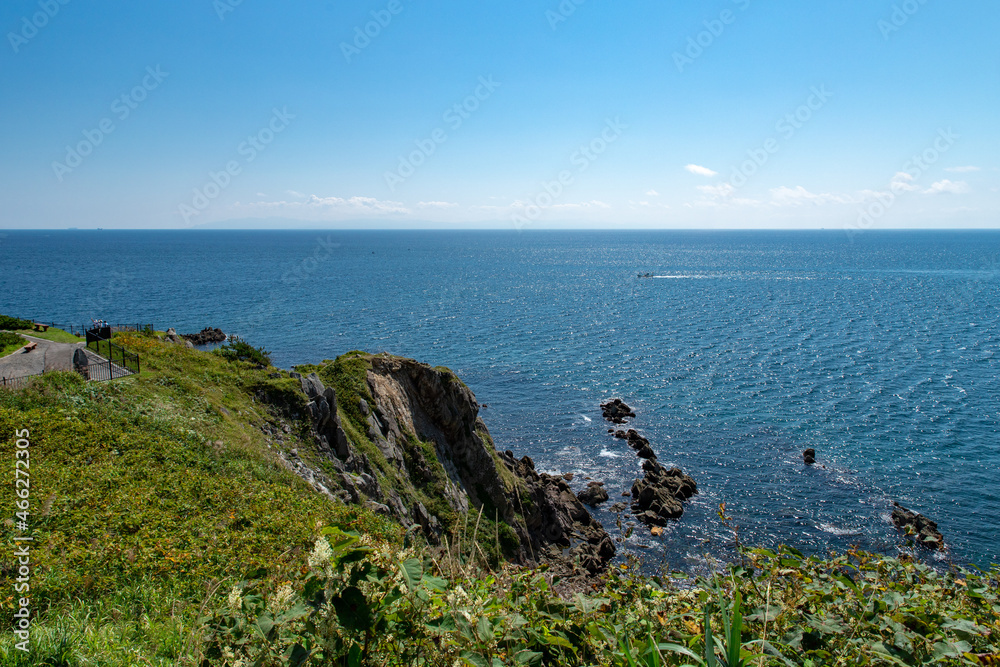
[2,229,998,571]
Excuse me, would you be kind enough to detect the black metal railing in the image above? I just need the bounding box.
[0,373,43,391]
[12,321,154,338]
[80,356,136,382]
[73,323,154,338]
[85,331,140,377]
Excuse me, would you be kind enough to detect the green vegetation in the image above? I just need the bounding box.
[192,536,1000,666]
[12,326,83,344]
[0,331,25,357]
[0,313,82,344]
[1,336,997,665]
[0,314,34,330]
[215,335,272,367]
[0,332,398,665]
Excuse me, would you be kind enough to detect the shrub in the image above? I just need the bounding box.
[0,314,33,330]
[214,335,272,367]
[0,331,25,348]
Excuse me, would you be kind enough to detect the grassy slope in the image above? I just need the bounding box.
[10,326,83,344]
[0,337,997,665]
[0,333,399,665]
[0,333,26,358]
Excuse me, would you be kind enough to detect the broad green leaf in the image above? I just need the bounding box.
[285,643,310,667]
[333,586,373,632]
[275,601,311,625]
[573,593,610,614]
[400,558,423,593]
[514,649,544,666]
[347,644,363,667]
[255,611,274,638]
[460,650,489,667]
[423,575,449,592]
[544,633,575,650]
[943,618,986,636]
[806,616,847,635]
[476,615,493,642]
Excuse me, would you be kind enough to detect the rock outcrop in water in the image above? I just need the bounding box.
[631,459,698,527]
[616,429,657,460]
[803,448,816,465]
[182,327,227,345]
[267,352,615,578]
[577,481,610,507]
[891,502,945,550]
[608,420,698,528]
[601,398,635,424]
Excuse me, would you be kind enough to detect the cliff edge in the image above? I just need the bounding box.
[275,351,614,577]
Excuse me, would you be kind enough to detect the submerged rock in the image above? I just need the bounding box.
[601,398,635,424]
[891,502,945,550]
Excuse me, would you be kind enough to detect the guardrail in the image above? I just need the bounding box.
[0,373,43,391]
[85,330,140,376]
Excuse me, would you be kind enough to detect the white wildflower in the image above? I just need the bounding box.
[222,646,236,662]
[308,536,333,570]
[270,583,295,613]
[227,585,243,612]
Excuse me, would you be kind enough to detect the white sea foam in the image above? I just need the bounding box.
[817,523,862,537]
[599,449,622,458]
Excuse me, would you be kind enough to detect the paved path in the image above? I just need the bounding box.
[0,333,87,379]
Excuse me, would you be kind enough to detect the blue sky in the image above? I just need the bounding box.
[0,0,997,229]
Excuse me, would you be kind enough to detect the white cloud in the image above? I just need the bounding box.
[550,200,611,210]
[645,189,660,197]
[243,194,411,217]
[685,164,718,177]
[697,183,734,198]
[284,190,306,199]
[923,180,971,195]
[890,172,920,193]
[769,185,853,206]
[416,201,459,208]
[945,166,980,173]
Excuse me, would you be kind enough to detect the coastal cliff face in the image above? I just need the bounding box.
[278,352,614,575]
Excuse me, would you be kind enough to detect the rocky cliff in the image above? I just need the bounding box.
[268,352,614,577]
